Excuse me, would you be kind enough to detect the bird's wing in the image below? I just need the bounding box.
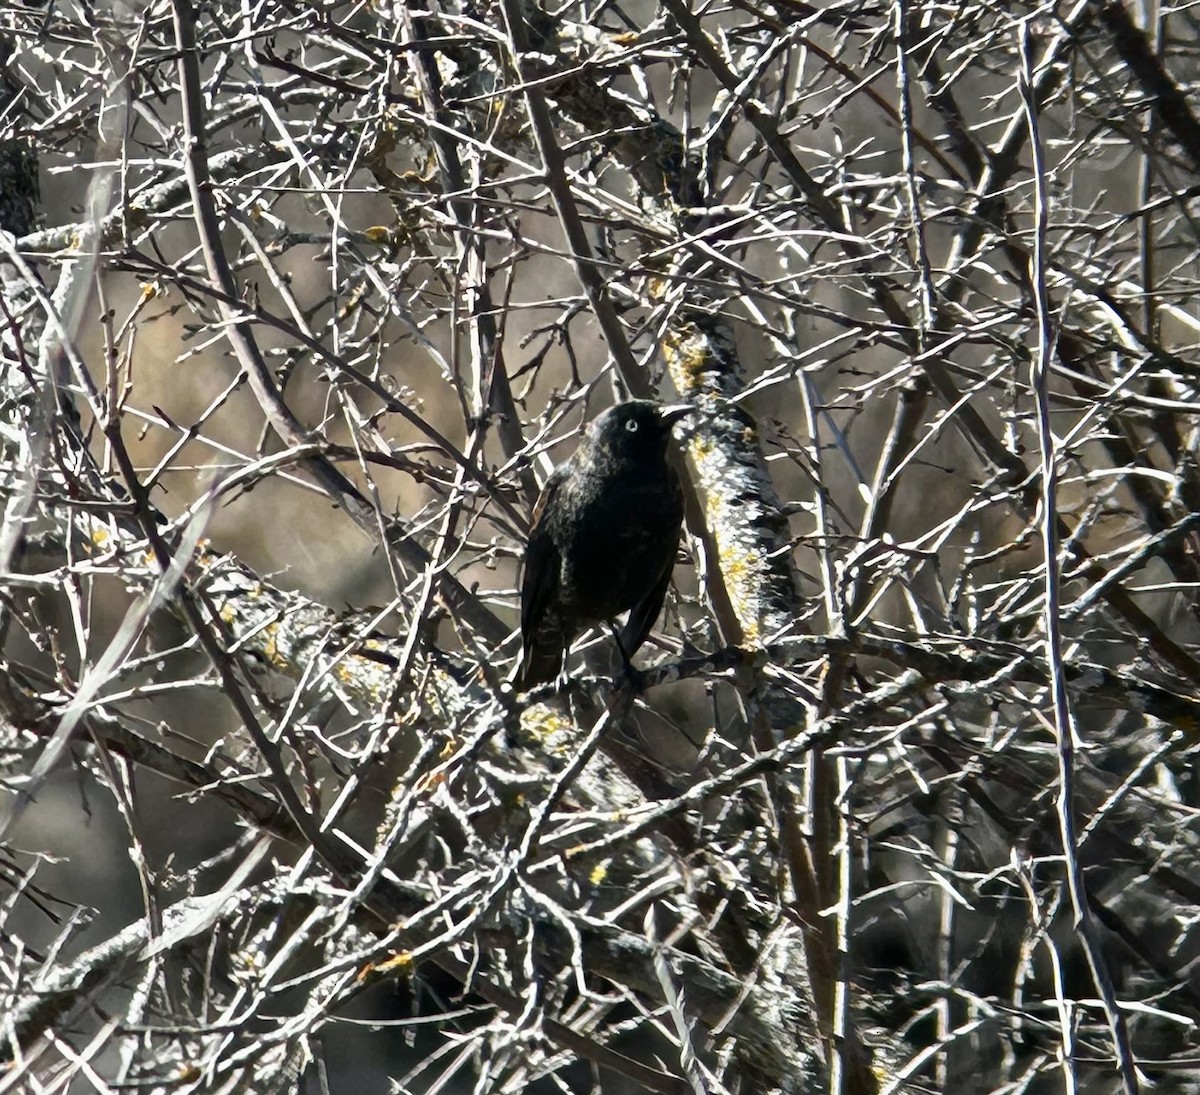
[519,467,566,646]
[618,554,674,662]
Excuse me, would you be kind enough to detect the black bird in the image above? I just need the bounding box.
[516,400,694,689]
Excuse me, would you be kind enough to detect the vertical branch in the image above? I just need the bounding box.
[395,3,534,492]
[933,794,960,1087]
[170,0,378,535]
[497,0,644,389]
[895,0,935,347]
[1020,21,1140,1095]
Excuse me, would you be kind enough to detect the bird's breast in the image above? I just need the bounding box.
[552,469,683,622]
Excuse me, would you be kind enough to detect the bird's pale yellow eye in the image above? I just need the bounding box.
[625,419,639,432]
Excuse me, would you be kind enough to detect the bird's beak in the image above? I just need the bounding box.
[658,403,696,427]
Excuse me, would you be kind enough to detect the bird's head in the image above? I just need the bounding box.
[586,399,695,461]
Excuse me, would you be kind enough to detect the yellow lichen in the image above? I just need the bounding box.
[519,703,575,757]
[717,542,763,645]
[360,950,414,982]
[663,331,710,389]
[259,624,288,669]
[414,769,446,794]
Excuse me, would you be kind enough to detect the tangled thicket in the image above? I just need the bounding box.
[3,1,1200,1092]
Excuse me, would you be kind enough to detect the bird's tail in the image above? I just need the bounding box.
[513,643,562,691]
